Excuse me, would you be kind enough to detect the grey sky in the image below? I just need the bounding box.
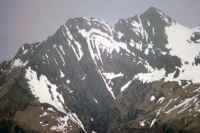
[0,0,200,62]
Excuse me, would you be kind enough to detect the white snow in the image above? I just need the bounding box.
[90,117,94,122]
[47,107,55,112]
[147,21,151,26]
[129,39,135,47]
[139,120,146,127]
[165,95,198,114]
[64,25,73,40]
[40,112,48,117]
[91,18,113,35]
[59,70,65,78]
[50,113,87,133]
[98,70,116,99]
[131,16,146,38]
[45,54,49,59]
[26,67,87,132]
[117,31,124,39]
[134,68,165,83]
[143,61,154,72]
[64,25,84,61]
[150,118,157,128]
[135,42,143,51]
[53,44,57,48]
[150,95,156,102]
[165,23,200,83]
[73,40,84,61]
[79,28,132,99]
[25,67,66,114]
[53,58,59,66]
[133,23,200,84]
[166,65,200,83]
[157,97,165,104]
[156,108,162,117]
[102,72,124,80]
[59,45,66,55]
[55,46,66,66]
[166,23,199,62]
[79,28,131,64]
[40,122,48,127]
[69,113,87,133]
[22,49,28,55]
[120,80,133,92]
[195,39,200,43]
[12,58,28,67]
[81,74,87,80]
[93,98,98,104]
[163,98,178,111]
[144,43,153,55]
[193,87,200,93]
[66,79,71,84]
[67,88,74,94]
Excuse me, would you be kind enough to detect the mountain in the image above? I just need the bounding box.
[1,7,200,133]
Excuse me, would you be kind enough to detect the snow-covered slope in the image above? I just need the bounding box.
[132,22,200,85]
[1,6,200,133]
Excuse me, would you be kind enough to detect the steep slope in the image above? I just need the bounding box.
[110,7,200,133]
[1,7,200,133]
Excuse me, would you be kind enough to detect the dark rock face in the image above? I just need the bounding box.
[1,7,200,133]
[114,7,181,74]
[191,26,200,44]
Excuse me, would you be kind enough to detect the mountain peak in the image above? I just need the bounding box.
[65,17,113,36]
[141,6,173,26]
[146,6,161,11]
[143,6,165,16]
[2,6,200,133]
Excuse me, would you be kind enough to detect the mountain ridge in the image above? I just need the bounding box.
[1,6,200,133]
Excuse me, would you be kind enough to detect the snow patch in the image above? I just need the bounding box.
[165,95,198,114]
[66,79,71,84]
[64,25,84,61]
[150,118,157,128]
[25,67,66,114]
[55,46,66,66]
[59,45,66,55]
[150,95,156,102]
[93,98,98,104]
[134,68,165,83]
[117,31,124,39]
[102,72,124,80]
[157,97,165,104]
[120,80,133,92]
[166,23,198,62]
[40,112,48,117]
[139,120,146,127]
[22,49,28,55]
[165,23,200,83]
[12,58,28,67]
[59,70,65,78]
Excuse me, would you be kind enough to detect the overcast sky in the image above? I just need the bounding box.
[0,0,200,62]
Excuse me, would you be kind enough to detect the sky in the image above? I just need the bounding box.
[0,0,200,62]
